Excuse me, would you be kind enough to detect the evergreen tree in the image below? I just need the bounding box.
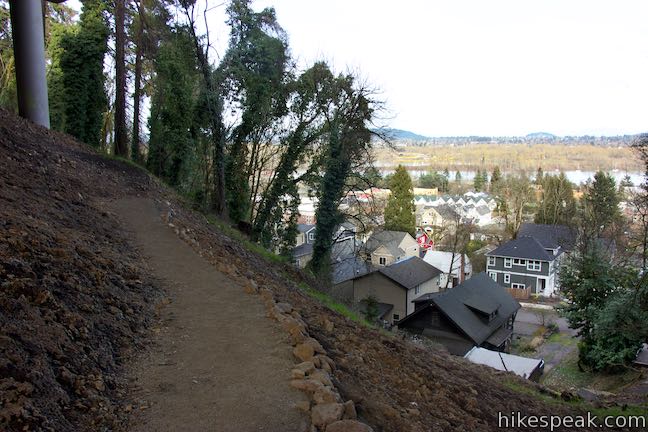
[443,168,450,179]
[455,170,462,183]
[535,173,576,225]
[490,166,502,192]
[384,165,416,236]
[582,171,621,235]
[418,170,447,191]
[559,244,647,371]
[473,169,484,191]
[59,0,109,146]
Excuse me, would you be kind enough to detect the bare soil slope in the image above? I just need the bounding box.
[0,110,620,431]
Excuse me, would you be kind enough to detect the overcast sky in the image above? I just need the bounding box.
[73,0,648,136]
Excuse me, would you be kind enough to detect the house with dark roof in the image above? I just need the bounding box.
[518,223,576,252]
[332,256,442,325]
[485,234,565,298]
[397,272,521,356]
[293,222,359,268]
[362,230,419,267]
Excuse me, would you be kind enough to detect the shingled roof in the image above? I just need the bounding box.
[379,256,442,290]
[518,223,576,251]
[486,236,556,261]
[403,272,520,345]
[364,230,410,256]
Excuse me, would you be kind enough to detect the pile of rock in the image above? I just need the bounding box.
[256,284,373,432]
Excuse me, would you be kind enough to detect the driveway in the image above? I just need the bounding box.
[513,306,578,371]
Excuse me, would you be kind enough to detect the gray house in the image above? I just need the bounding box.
[485,235,565,298]
[397,272,521,355]
[332,256,442,325]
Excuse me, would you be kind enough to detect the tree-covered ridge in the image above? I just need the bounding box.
[0,0,382,276]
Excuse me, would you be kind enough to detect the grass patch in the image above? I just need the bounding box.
[542,350,643,393]
[205,215,288,265]
[545,331,577,347]
[297,282,373,327]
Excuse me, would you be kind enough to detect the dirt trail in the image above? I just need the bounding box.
[109,197,308,432]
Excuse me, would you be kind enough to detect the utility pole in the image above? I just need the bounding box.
[8,0,67,128]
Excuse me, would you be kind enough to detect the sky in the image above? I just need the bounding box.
[69,0,648,137]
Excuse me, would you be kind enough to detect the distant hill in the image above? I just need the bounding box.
[526,132,557,139]
[374,128,431,142]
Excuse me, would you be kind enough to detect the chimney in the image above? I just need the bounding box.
[460,253,465,283]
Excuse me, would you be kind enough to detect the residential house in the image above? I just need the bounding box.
[423,250,472,288]
[517,223,576,252]
[363,230,419,267]
[293,222,359,268]
[333,256,443,324]
[485,235,564,298]
[397,272,521,356]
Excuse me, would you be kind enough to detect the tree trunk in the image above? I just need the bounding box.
[113,0,128,157]
[131,1,144,162]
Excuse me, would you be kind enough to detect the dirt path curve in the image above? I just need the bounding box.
[109,197,309,432]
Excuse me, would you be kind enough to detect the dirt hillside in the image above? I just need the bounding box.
[0,109,628,431]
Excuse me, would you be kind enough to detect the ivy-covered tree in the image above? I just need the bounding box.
[59,0,109,146]
[252,62,335,250]
[221,0,289,223]
[535,173,576,226]
[308,75,375,276]
[384,165,416,236]
[147,27,200,187]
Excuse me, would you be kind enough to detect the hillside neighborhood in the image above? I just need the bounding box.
[287,167,648,390]
[2,1,647,431]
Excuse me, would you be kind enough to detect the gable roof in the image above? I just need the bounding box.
[331,254,372,285]
[487,236,556,261]
[476,205,490,216]
[379,256,442,290]
[403,272,520,345]
[297,224,316,234]
[364,230,411,255]
[434,205,460,221]
[518,223,575,251]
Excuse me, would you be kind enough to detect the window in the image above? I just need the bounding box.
[308,232,315,241]
[504,258,512,268]
[511,283,525,289]
[415,286,420,295]
[513,258,526,266]
[504,273,511,284]
[489,271,497,281]
[487,256,496,267]
[527,260,541,271]
[393,314,400,322]
[379,257,386,266]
